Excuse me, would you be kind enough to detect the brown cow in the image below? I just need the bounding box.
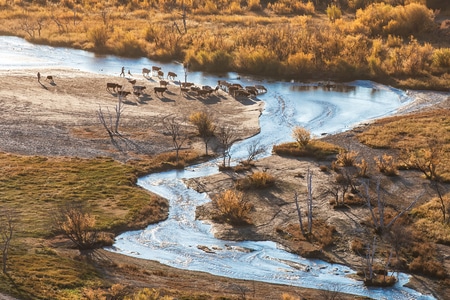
[142,68,151,77]
[152,66,161,77]
[167,71,177,80]
[154,87,167,96]
[107,82,120,92]
[157,70,164,79]
[159,80,169,87]
[197,89,212,97]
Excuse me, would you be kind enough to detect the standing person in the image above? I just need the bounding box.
[120,66,125,77]
[37,72,41,82]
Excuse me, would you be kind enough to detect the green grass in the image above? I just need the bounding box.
[0,154,164,237]
[0,150,201,299]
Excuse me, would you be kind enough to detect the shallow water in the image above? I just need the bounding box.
[1,36,436,299]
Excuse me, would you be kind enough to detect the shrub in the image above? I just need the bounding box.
[374,154,398,176]
[87,25,108,48]
[247,0,262,12]
[432,48,450,69]
[292,126,311,148]
[236,171,275,190]
[213,189,252,225]
[268,0,314,15]
[335,150,358,167]
[284,51,316,78]
[326,4,341,23]
[356,158,369,177]
[273,141,339,159]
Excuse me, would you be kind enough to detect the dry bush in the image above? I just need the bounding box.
[412,197,450,244]
[236,171,275,190]
[273,141,340,159]
[281,293,300,300]
[53,202,98,249]
[87,25,108,48]
[292,126,311,148]
[213,189,253,225]
[351,238,365,254]
[374,154,398,176]
[408,243,447,278]
[247,0,262,12]
[335,150,358,167]
[268,0,315,15]
[356,158,369,177]
[432,48,450,70]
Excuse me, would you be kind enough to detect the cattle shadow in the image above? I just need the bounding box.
[197,95,221,105]
[136,94,152,104]
[235,97,256,105]
[122,99,138,106]
[39,82,48,90]
[158,96,175,103]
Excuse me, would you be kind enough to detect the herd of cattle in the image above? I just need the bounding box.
[106,66,267,100]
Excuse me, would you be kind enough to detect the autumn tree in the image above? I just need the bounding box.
[189,111,215,156]
[292,126,311,148]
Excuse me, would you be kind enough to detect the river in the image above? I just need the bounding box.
[0,36,437,299]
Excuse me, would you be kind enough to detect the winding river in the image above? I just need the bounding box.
[1,36,438,299]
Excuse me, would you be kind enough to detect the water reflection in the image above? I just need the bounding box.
[291,84,357,93]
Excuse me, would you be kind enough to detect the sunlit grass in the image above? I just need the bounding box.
[357,109,450,181]
[273,140,341,159]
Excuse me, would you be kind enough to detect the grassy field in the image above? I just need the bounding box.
[0,151,193,299]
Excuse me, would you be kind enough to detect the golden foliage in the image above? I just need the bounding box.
[0,1,448,89]
[292,126,311,148]
[335,150,358,167]
[213,189,253,224]
[237,171,276,190]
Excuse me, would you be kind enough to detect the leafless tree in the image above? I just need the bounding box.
[162,115,189,164]
[98,97,125,140]
[216,124,238,167]
[20,18,36,38]
[361,178,420,234]
[36,18,45,37]
[294,168,313,236]
[245,139,266,164]
[0,209,16,274]
[53,202,98,250]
